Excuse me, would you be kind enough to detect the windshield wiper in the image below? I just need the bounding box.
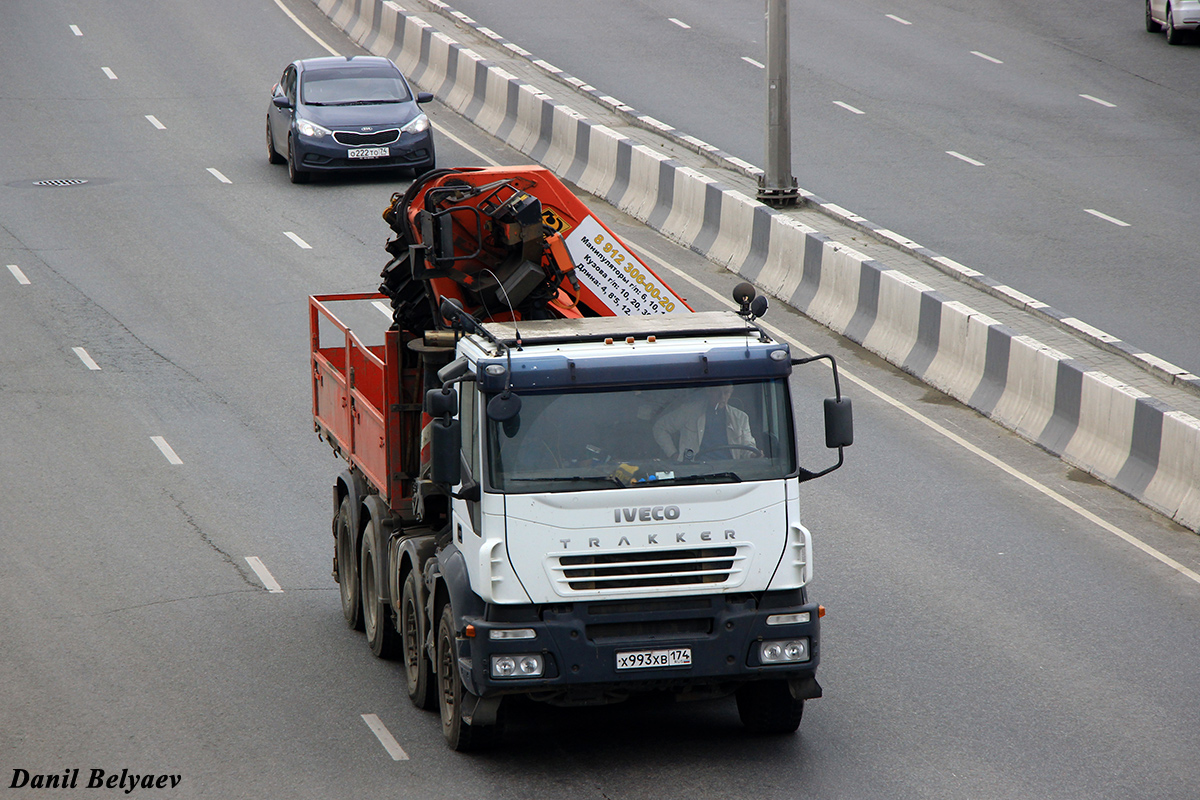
[649,472,742,485]
[510,475,626,487]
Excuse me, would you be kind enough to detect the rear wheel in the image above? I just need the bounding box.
[335,498,363,631]
[736,680,804,734]
[362,519,400,658]
[401,570,437,709]
[437,603,497,751]
[288,135,310,183]
[266,118,285,164]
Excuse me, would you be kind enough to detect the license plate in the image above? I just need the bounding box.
[347,147,389,159]
[616,648,692,670]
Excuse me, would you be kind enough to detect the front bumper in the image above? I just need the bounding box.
[294,130,434,172]
[457,591,821,702]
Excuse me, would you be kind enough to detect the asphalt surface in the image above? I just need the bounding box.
[2,1,1199,798]
[439,0,1200,377]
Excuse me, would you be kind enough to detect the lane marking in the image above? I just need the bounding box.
[70,24,83,36]
[886,14,912,25]
[284,231,312,249]
[1080,94,1116,108]
[431,122,499,166]
[8,264,31,285]
[634,245,1200,589]
[947,150,985,166]
[669,17,691,29]
[150,436,183,465]
[245,557,283,593]
[373,300,393,317]
[742,56,765,69]
[271,0,340,56]
[834,101,865,115]
[145,114,166,130]
[207,167,232,184]
[72,347,101,371]
[361,714,410,760]
[1085,208,1130,227]
[102,67,118,80]
[971,51,1003,64]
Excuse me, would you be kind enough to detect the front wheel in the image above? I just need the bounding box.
[266,118,285,164]
[437,603,497,751]
[736,680,804,734]
[288,136,310,184]
[335,498,363,631]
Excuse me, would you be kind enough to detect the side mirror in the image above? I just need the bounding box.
[416,92,434,104]
[823,397,854,449]
[487,391,521,422]
[424,388,457,418]
[430,418,461,485]
[272,95,292,109]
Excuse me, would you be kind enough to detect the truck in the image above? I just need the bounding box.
[309,165,853,750]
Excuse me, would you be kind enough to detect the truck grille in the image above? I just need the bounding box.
[333,129,400,146]
[550,546,746,594]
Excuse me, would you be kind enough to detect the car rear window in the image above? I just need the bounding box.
[301,67,412,105]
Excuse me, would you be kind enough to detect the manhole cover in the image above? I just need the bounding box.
[32,178,90,187]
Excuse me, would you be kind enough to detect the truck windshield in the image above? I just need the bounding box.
[486,379,796,493]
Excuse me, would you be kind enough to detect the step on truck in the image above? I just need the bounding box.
[309,166,853,750]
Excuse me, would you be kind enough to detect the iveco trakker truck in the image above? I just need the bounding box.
[309,166,852,750]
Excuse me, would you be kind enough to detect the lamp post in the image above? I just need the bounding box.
[758,0,799,207]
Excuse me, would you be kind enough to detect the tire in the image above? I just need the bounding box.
[1146,0,1163,32]
[288,135,310,184]
[736,680,804,734]
[335,497,363,631]
[266,118,285,165]
[362,518,400,659]
[437,603,497,751]
[402,570,437,709]
[1165,6,1184,43]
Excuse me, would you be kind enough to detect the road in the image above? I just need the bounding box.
[439,0,1200,376]
[1,0,1199,798]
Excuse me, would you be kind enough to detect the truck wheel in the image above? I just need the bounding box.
[437,603,497,751]
[335,498,363,631]
[736,680,804,734]
[401,571,437,709]
[361,519,400,658]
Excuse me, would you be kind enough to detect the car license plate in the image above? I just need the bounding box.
[616,648,692,670]
[348,147,389,159]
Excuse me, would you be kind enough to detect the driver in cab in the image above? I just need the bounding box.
[652,384,758,461]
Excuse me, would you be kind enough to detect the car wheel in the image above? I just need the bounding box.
[266,118,285,165]
[288,135,310,184]
[1146,0,1163,31]
[1165,5,1184,43]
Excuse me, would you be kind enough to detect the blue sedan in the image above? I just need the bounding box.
[267,56,436,183]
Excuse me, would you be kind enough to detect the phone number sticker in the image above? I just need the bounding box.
[563,216,688,316]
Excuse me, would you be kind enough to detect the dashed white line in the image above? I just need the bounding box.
[741,56,765,69]
[284,231,312,249]
[361,714,409,760]
[101,67,118,80]
[145,115,166,130]
[72,347,101,371]
[150,436,183,465]
[1085,208,1130,227]
[245,557,283,593]
[947,150,985,166]
[971,51,1003,64]
[69,24,83,36]
[373,300,393,317]
[669,17,691,29]
[206,167,232,184]
[1080,94,1116,108]
[8,264,31,285]
[834,101,865,115]
[886,14,912,25]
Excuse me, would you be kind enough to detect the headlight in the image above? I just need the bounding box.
[758,638,810,664]
[296,119,331,139]
[490,653,544,678]
[402,113,430,134]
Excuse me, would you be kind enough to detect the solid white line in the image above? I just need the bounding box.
[72,347,101,371]
[741,56,765,69]
[886,14,912,25]
[947,150,985,166]
[971,51,1003,64]
[145,115,166,130]
[150,436,183,465]
[271,0,340,56]
[634,244,1200,588]
[70,24,82,36]
[207,167,232,184]
[245,557,283,593]
[669,17,691,29]
[284,231,312,249]
[1080,94,1116,108]
[8,264,31,285]
[834,101,865,115]
[1085,208,1130,227]
[373,300,393,317]
[361,714,410,760]
[102,67,118,80]
[430,122,499,166]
